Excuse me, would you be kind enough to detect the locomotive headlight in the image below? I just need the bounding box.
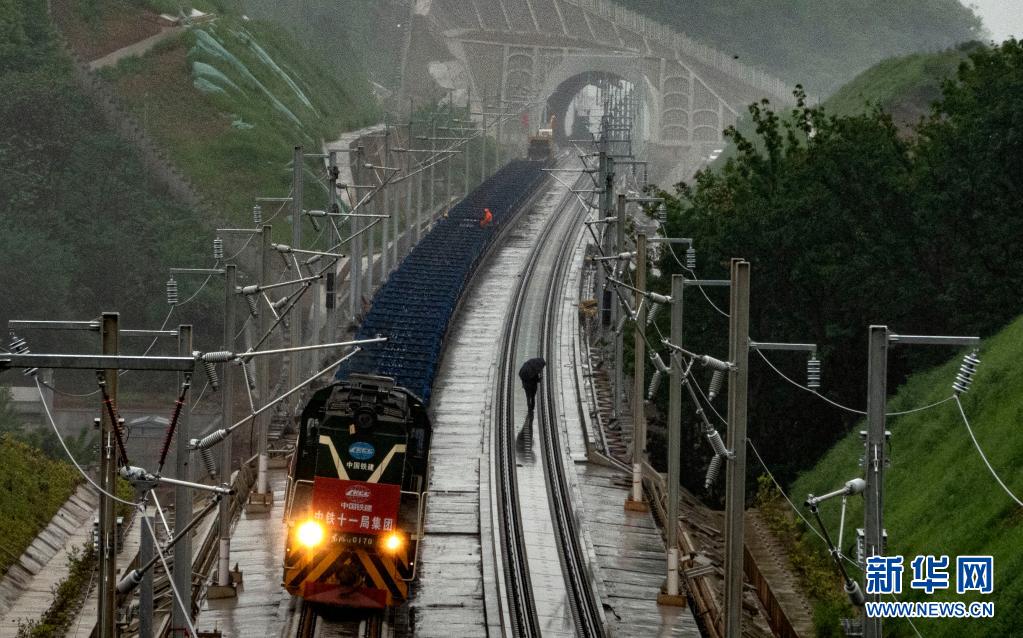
[382,532,404,554]
[297,520,325,548]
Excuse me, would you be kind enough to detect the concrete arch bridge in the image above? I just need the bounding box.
[401,0,792,182]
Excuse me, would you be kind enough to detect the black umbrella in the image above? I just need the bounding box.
[518,357,547,384]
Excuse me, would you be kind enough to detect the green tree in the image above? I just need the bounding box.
[651,40,1023,488]
[653,89,922,489]
[911,39,1023,337]
[0,387,21,438]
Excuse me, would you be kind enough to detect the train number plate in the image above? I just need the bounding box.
[312,477,400,534]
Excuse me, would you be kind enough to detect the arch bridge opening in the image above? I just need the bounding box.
[543,71,645,155]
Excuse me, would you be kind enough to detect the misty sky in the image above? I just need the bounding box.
[968,0,1023,41]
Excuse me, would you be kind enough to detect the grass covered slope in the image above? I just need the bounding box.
[790,316,1023,636]
[0,0,207,332]
[0,436,81,576]
[618,0,982,96]
[824,45,978,124]
[99,14,378,222]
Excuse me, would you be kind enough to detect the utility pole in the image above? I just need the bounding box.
[139,514,155,638]
[863,324,888,638]
[445,127,453,211]
[381,123,391,278]
[403,143,412,262]
[291,146,304,386]
[480,94,487,181]
[626,233,648,511]
[217,266,236,588]
[597,138,614,326]
[172,324,194,631]
[415,149,424,247]
[861,327,979,638]
[326,151,338,344]
[391,125,400,268]
[350,147,364,324]
[252,228,274,507]
[723,258,750,638]
[465,87,472,197]
[366,145,376,298]
[495,106,503,170]
[98,311,118,638]
[429,119,437,218]
[659,275,684,604]
[614,194,626,421]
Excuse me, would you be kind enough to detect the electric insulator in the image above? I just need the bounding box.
[241,360,257,390]
[649,351,670,373]
[8,335,26,353]
[193,429,228,450]
[166,277,178,305]
[199,446,218,479]
[657,204,667,224]
[685,246,696,270]
[704,454,724,490]
[245,294,260,317]
[699,354,731,372]
[807,355,822,390]
[953,351,981,394]
[706,428,728,457]
[615,313,628,334]
[8,335,37,376]
[200,351,234,362]
[647,369,663,400]
[213,237,224,260]
[646,303,660,327]
[707,369,725,402]
[252,204,262,226]
[201,359,220,391]
[117,569,143,595]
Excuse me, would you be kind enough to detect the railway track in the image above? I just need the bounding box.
[291,599,395,638]
[536,185,606,638]
[491,169,606,637]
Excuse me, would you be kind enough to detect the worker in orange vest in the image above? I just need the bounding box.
[480,208,493,228]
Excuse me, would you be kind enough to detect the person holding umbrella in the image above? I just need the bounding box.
[518,357,546,414]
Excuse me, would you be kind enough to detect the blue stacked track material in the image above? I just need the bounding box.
[336,160,546,405]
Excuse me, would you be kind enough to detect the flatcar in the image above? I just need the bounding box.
[282,374,431,609]
[281,160,545,613]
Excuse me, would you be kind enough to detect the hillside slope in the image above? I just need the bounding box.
[789,316,1023,636]
[0,0,380,343]
[824,45,977,124]
[617,0,982,96]
[0,0,208,335]
[87,8,379,224]
[0,436,81,577]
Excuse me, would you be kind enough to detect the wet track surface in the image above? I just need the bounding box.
[413,172,582,636]
[506,176,595,637]
[197,471,290,637]
[413,165,702,636]
[182,164,700,637]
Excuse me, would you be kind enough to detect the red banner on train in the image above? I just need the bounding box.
[312,477,400,534]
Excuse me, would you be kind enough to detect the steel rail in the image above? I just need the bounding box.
[294,598,390,638]
[493,169,605,637]
[493,205,545,638]
[535,184,606,637]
